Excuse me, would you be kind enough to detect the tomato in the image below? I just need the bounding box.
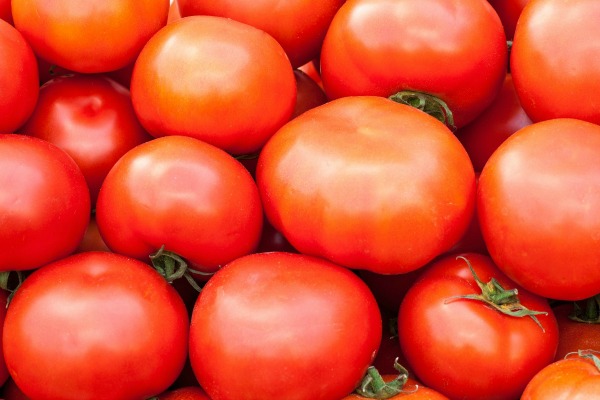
[320,0,507,129]
[553,299,600,361]
[130,15,296,155]
[0,0,11,24]
[75,216,111,254]
[478,118,600,301]
[177,0,345,68]
[2,251,189,400]
[11,0,169,73]
[257,96,475,274]
[0,19,38,133]
[521,350,600,399]
[158,386,211,400]
[487,0,530,40]
[189,252,382,400]
[0,134,90,271]
[20,74,153,205]
[168,0,182,23]
[511,0,600,124]
[398,253,558,400]
[456,74,532,172]
[96,135,263,274]
[2,378,30,400]
[0,290,9,387]
[292,69,328,119]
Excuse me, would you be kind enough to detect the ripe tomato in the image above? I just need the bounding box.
[0,19,38,133]
[487,0,530,40]
[178,0,345,68]
[320,0,507,128]
[398,253,558,400]
[521,351,600,399]
[157,386,211,400]
[2,251,189,400]
[168,0,181,23]
[20,74,153,205]
[257,96,475,274]
[131,15,296,155]
[0,290,9,387]
[511,0,600,123]
[553,299,600,361]
[478,118,600,300]
[189,252,382,400]
[11,0,169,73]
[96,135,263,274]
[0,0,11,24]
[292,69,328,119]
[0,134,90,271]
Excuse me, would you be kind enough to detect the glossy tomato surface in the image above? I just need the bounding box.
[257,96,475,274]
[398,253,558,400]
[96,135,263,273]
[3,252,189,400]
[478,118,600,300]
[189,252,382,400]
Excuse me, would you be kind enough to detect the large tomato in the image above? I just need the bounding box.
[2,252,189,400]
[0,134,90,271]
[511,0,600,123]
[189,252,382,400]
[130,15,296,155]
[553,299,600,361]
[96,135,263,274]
[177,0,345,68]
[0,0,11,24]
[398,253,558,400]
[0,19,38,133]
[11,0,169,73]
[20,74,153,205]
[320,0,507,129]
[478,118,600,300]
[257,96,475,274]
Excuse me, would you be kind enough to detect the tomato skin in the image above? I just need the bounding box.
[178,0,345,68]
[0,0,11,24]
[189,252,382,400]
[0,19,38,133]
[0,290,9,387]
[292,69,328,119]
[398,253,558,400]
[0,134,90,271]
[20,74,153,205]
[487,0,530,40]
[257,96,475,274]
[2,251,189,400]
[553,303,600,361]
[11,0,169,73]
[320,0,507,128]
[478,118,600,300]
[158,386,211,400]
[521,353,600,399]
[131,15,296,155]
[511,0,600,124]
[96,135,263,273]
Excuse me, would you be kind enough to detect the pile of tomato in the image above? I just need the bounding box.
[1,0,600,399]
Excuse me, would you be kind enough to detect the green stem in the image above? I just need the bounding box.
[0,271,24,307]
[389,91,456,131]
[569,294,600,323]
[354,358,416,399]
[149,245,206,292]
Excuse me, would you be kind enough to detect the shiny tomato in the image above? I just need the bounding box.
[3,252,189,400]
[398,253,558,400]
[167,0,182,23]
[257,96,475,274]
[0,134,90,271]
[521,351,600,399]
[553,300,600,361]
[0,19,38,133]
[131,15,296,155]
[11,0,169,73]
[478,118,600,300]
[320,0,507,128]
[189,252,382,400]
[487,0,530,40]
[178,0,345,68]
[96,135,263,274]
[20,74,153,205]
[511,0,600,123]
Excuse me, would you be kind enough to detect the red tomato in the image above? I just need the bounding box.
[487,0,530,40]
[75,216,111,254]
[2,378,30,400]
[168,0,182,23]
[478,118,600,300]
[521,351,600,399]
[130,15,296,155]
[511,0,600,123]
[0,134,90,271]
[178,0,345,68]
[189,252,382,400]
[0,0,11,24]
[11,0,169,73]
[456,74,532,172]
[0,19,38,133]
[257,96,475,274]
[96,135,263,274]
[398,253,558,400]
[553,300,600,361]
[0,290,9,387]
[298,59,323,88]
[158,386,211,400]
[2,251,189,400]
[320,0,507,129]
[292,69,328,119]
[20,74,153,205]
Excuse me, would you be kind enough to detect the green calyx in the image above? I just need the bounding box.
[0,270,24,307]
[149,245,210,292]
[445,256,548,331]
[566,350,600,371]
[354,358,417,399]
[389,91,456,131]
[569,294,600,323]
